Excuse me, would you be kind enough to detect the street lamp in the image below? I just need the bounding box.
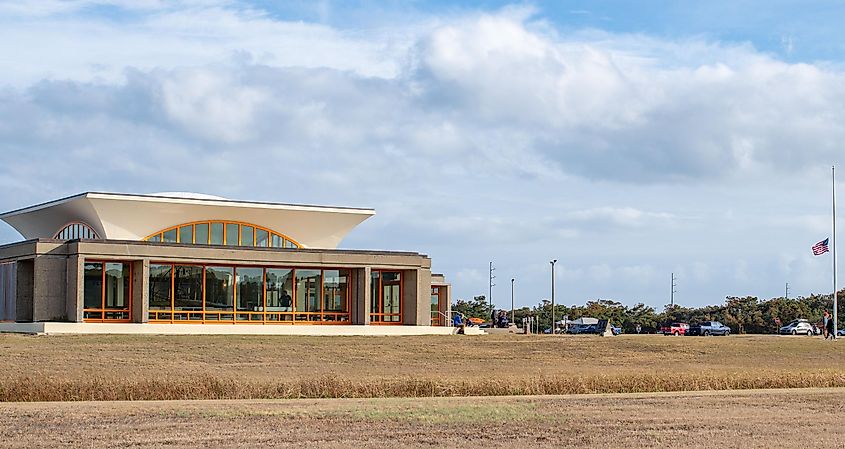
[550,259,557,334]
[511,278,515,325]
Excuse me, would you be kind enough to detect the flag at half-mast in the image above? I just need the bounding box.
[813,238,830,256]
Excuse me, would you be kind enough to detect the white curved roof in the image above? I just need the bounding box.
[0,192,375,249]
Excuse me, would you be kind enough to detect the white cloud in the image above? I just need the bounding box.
[2,4,845,308]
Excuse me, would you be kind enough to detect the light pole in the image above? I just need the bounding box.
[511,278,515,325]
[550,259,557,334]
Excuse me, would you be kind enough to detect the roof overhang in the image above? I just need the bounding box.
[0,192,375,249]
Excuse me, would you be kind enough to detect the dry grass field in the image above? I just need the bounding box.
[1,389,844,448]
[1,333,844,401]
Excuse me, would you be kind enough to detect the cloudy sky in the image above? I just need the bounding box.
[2,1,845,310]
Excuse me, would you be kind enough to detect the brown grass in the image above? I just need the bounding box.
[1,333,844,401]
[1,389,844,448]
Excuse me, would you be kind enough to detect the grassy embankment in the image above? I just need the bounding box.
[1,333,843,401]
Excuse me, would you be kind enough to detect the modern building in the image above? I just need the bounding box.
[0,192,454,335]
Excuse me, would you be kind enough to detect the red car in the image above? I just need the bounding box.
[660,322,689,336]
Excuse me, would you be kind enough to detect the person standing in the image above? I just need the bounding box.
[826,311,836,340]
[823,311,831,339]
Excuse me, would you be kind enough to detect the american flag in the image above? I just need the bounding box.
[812,238,830,256]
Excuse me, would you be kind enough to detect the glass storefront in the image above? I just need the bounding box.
[148,264,350,323]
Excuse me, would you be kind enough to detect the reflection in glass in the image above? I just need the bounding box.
[370,272,380,315]
[226,223,239,246]
[211,223,224,245]
[382,272,401,322]
[241,225,254,247]
[255,229,269,247]
[174,265,202,311]
[236,267,263,313]
[195,223,209,245]
[271,235,283,248]
[149,264,172,309]
[179,225,192,244]
[162,229,177,243]
[104,262,130,309]
[296,270,321,316]
[83,262,103,309]
[205,266,233,312]
[266,268,293,311]
[323,269,348,313]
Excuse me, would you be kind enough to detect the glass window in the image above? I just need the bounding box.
[205,266,233,312]
[148,234,161,242]
[162,228,177,243]
[195,223,209,245]
[174,265,203,311]
[236,267,263,313]
[266,268,293,310]
[284,240,297,248]
[271,234,284,248]
[179,225,193,244]
[226,223,239,246]
[323,269,348,313]
[149,264,172,310]
[241,225,254,246]
[104,262,130,309]
[255,229,269,247]
[383,272,401,321]
[83,262,103,309]
[370,271,380,315]
[211,223,224,245]
[295,269,321,314]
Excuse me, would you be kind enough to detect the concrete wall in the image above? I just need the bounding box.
[131,260,149,323]
[65,255,83,322]
[33,255,68,321]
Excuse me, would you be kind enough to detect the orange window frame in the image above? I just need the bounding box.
[142,220,302,248]
[82,260,132,323]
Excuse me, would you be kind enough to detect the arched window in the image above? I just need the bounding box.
[54,222,99,240]
[144,221,300,248]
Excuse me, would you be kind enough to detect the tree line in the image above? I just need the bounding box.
[451,290,844,334]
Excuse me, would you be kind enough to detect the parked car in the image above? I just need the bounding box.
[611,326,622,336]
[779,319,816,336]
[660,322,689,336]
[687,321,731,336]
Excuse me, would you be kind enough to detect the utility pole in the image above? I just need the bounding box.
[671,272,677,306]
[550,259,557,334]
[489,261,496,316]
[511,278,515,325]
[785,282,789,300]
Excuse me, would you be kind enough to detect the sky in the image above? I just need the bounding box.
[2,0,845,310]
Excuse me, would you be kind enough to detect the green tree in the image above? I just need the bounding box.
[451,295,492,320]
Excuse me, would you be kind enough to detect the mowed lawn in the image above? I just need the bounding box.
[1,389,844,448]
[1,333,844,401]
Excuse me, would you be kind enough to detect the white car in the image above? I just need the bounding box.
[779,319,816,336]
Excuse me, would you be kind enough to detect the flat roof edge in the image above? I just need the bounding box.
[0,192,376,218]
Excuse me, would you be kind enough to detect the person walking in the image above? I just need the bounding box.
[823,311,830,339]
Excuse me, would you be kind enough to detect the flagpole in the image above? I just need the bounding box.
[834,165,838,338]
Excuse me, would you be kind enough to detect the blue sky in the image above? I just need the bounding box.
[1,0,845,310]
